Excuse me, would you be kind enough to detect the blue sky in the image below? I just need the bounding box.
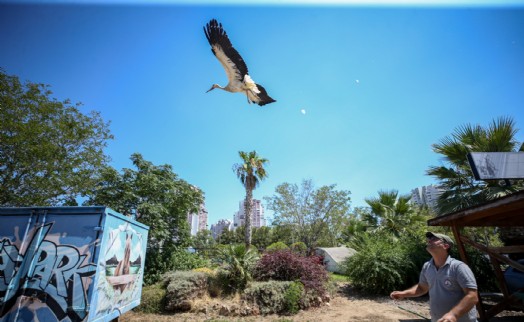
[1,1,523,226]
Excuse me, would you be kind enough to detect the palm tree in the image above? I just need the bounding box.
[427,116,524,215]
[364,190,426,237]
[217,244,259,291]
[233,150,269,248]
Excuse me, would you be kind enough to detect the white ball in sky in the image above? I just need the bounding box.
[300,109,306,115]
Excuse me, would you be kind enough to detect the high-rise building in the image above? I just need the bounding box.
[411,184,443,210]
[187,202,208,236]
[187,213,199,236]
[233,199,265,229]
[210,219,233,239]
[197,203,208,232]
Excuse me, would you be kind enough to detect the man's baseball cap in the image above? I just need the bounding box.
[426,231,454,246]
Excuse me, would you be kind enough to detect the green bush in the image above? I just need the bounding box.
[345,232,418,295]
[144,247,209,285]
[243,281,291,314]
[163,271,208,311]
[135,283,166,314]
[284,281,304,314]
[266,241,289,252]
[243,280,321,315]
[290,242,307,255]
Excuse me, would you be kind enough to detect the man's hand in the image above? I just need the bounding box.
[390,291,405,300]
[437,312,458,322]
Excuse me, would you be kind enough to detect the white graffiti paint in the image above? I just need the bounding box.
[0,223,96,322]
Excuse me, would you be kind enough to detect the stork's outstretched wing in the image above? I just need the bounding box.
[204,19,248,88]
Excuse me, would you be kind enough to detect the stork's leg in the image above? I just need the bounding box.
[245,91,251,104]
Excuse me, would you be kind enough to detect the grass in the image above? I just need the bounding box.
[328,272,348,283]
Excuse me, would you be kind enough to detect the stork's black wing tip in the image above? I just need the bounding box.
[257,98,276,107]
[254,83,275,106]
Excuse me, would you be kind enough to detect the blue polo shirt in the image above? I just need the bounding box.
[419,256,478,322]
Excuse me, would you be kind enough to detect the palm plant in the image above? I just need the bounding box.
[233,150,269,248]
[216,244,259,291]
[427,116,524,215]
[364,190,426,237]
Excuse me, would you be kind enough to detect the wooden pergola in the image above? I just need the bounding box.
[428,190,524,321]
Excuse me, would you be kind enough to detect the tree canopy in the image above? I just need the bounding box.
[427,116,524,215]
[363,189,428,237]
[84,153,203,250]
[0,69,113,206]
[265,179,351,250]
[84,153,204,283]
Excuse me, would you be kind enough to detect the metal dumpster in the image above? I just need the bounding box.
[0,206,149,322]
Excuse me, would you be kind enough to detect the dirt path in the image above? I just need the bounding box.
[120,297,429,322]
[119,284,524,322]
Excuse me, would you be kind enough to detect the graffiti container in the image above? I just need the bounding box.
[0,206,149,322]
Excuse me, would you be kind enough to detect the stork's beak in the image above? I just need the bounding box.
[206,86,215,93]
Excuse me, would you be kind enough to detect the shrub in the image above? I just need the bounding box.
[215,244,259,292]
[290,242,307,255]
[243,281,290,314]
[192,267,216,276]
[135,283,166,314]
[163,271,208,312]
[171,249,210,271]
[144,247,210,285]
[284,281,304,314]
[190,267,223,297]
[266,241,289,252]
[345,232,418,295]
[254,250,328,297]
[243,280,321,315]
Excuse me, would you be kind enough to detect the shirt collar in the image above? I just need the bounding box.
[430,255,452,268]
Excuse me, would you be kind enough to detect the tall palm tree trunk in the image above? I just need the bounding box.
[244,186,253,249]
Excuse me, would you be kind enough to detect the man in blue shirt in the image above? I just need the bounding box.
[390,232,478,322]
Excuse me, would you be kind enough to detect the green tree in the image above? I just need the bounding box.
[233,150,269,248]
[0,69,113,206]
[252,226,273,250]
[427,116,523,215]
[217,227,242,245]
[265,179,351,251]
[340,207,372,244]
[84,153,203,282]
[270,223,296,246]
[364,190,426,237]
[191,229,217,257]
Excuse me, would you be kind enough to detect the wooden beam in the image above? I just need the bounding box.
[461,237,524,273]
[489,245,524,254]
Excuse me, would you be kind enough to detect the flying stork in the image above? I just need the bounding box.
[204,19,276,106]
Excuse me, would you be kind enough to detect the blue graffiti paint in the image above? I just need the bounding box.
[0,223,97,322]
[0,239,21,292]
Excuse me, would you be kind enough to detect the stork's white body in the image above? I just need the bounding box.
[204,19,276,106]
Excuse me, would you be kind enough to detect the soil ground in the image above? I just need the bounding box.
[119,283,524,322]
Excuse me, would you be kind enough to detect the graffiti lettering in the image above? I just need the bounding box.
[0,239,21,292]
[0,223,96,322]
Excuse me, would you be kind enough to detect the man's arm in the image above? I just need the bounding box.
[390,283,429,300]
[437,288,478,322]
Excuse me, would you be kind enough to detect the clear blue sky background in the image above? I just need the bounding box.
[1,1,523,227]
